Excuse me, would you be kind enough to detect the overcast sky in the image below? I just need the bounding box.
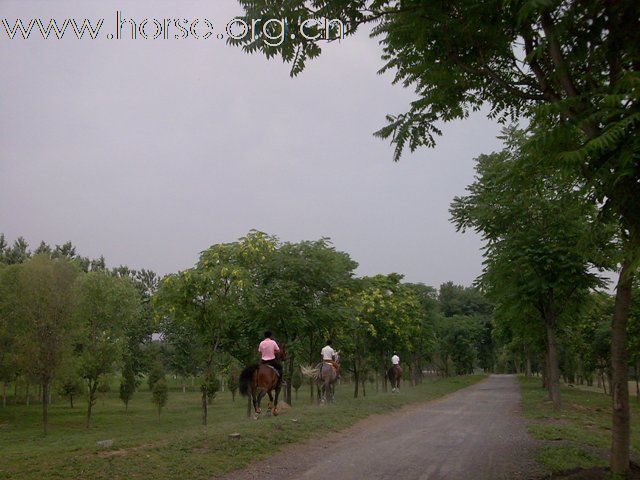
[0,0,505,287]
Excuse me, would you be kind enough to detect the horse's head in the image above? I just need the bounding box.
[279,343,286,360]
[334,350,340,364]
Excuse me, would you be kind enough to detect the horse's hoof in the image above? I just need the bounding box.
[256,408,261,414]
[272,408,279,416]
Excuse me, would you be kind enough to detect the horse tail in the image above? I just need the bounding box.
[300,365,320,380]
[239,364,259,397]
[387,367,395,382]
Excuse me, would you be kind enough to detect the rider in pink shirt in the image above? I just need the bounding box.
[258,331,282,377]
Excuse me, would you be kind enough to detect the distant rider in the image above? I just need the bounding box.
[391,352,400,367]
[321,339,340,376]
[258,331,283,378]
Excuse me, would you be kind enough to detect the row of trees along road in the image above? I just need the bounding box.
[230,1,639,475]
[0,236,157,434]
[153,232,492,424]
[0,233,493,434]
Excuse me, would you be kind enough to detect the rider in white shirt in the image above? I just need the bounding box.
[321,339,340,377]
[321,341,336,361]
[391,352,400,365]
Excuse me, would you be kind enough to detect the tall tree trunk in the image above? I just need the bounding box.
[382,353,388,392]
[543,293,562,411]
[353,369,359,398]
[545,322,561,410]
[25,382,30,406]
[285,352,294,405]
[201,390,208,425]
[610,259,633,476]
[42,379,49,436]
[86,381,97,428]
[636,362,640,403]
[525,354,532,378]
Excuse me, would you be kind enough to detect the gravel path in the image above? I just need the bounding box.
[219,375,544,480]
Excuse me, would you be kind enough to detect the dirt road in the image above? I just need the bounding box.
[220,375,543,480]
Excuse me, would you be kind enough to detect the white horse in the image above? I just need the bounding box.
[301,351,340,404]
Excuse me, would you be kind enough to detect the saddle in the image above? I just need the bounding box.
[263,364,280,377]
[323,360,340,375]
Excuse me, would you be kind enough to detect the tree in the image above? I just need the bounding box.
[438,282,492,319]
[249,238,358,404]
[202,373,220,405]
[291,368,302,399]
[58,373,83,409]
[119,364,136,412]
[233,2,640,473]
[152,378,168,418]
[451,128,610,410]
[10,256,79,435]
[227,370,239,402]
[4,237,30,264]
[155,237,262,425]
[73,271,140,428]
[342,274,422,396]
[628,279,640,402]
[404,283,439,383]
[0,264,20,408]
[113,266,157,381]
[162,318,205,393]
[433,315,483,376]
[147,359,166,391]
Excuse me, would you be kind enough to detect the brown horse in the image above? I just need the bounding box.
[387,365,402,393]
[239,346,285,419]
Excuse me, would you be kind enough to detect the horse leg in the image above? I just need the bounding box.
[256,388,267,416]
[266,390,274,415]
[322,379,330,404]
[250,387,261,419]
[273,384,281,416]
[251,384,258,412]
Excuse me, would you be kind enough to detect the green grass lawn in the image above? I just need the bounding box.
[0,376,483,480]
[519,376,640,473]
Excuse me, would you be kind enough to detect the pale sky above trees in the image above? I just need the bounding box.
[0,0,504,285]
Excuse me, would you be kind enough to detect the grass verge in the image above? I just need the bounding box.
[519,376,640,477]
[0,375,483,479]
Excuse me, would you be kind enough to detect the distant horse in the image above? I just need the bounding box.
[239,346,285,419]
[387,365,402,393]
[301,352,340,404]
